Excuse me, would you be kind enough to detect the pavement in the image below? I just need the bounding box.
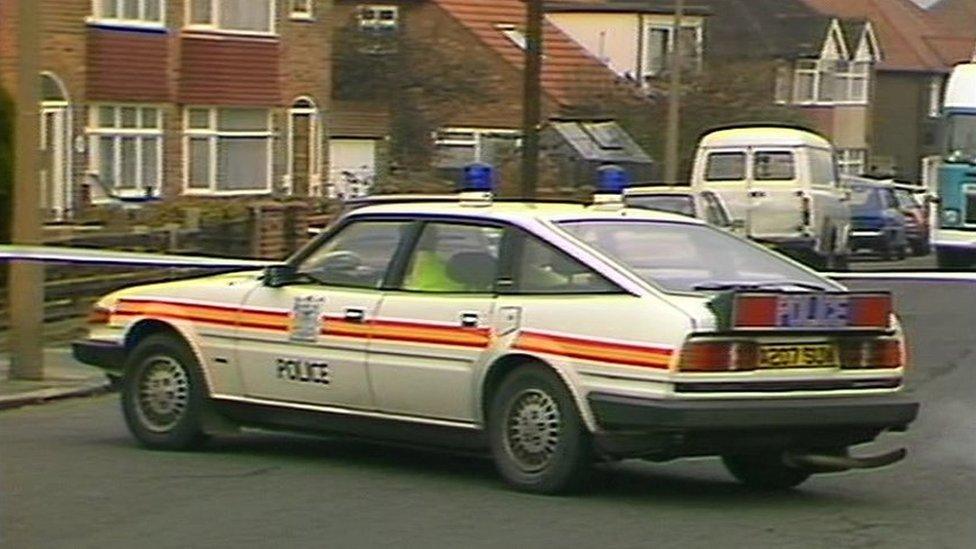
[0,346,112,411]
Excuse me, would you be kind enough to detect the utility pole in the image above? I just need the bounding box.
[10,0,44,379]
[520,0,543,199]
[664,0,685,184]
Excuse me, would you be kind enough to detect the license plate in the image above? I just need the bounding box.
[759,344,840,369]
[775,294,849,328]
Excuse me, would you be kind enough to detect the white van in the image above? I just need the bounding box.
[691,126,851,269]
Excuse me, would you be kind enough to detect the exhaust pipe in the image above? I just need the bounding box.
[783,448,907,473]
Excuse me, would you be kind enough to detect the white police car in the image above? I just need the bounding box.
[74,165,918,494]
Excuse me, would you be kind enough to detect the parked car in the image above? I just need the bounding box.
[624,186,743,235]
[841,177,909,260]
[892,183,931,256]
[691,125,852,269]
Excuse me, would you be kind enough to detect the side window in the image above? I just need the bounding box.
[510,234,620,295]
[401,223,503,293]
[298,220,411,289]
[701,192,731,227]
[705,152,746,181]
[809,148,838,187]
[754,151,796,180]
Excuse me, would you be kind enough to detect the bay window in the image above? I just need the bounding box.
[88,105,163,197]
[792,59,870,105]
[835,61,869,104]
[189,0,276,33]
[185,108,273,194]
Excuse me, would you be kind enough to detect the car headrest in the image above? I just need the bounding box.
[446,252,497,290]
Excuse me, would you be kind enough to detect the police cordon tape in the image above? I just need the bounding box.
[1,245,975,282]
[0,245,273,269]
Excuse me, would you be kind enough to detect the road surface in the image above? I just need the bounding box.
[1,281,974,548]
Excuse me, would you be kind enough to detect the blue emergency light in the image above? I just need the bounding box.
[596,164,629,194]
[461,163,495,192]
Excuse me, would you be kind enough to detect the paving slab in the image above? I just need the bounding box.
[0,347,112,410]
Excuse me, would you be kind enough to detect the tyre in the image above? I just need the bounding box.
[121,334,209,450]
[488,365,591,494]
[722,453,811,491]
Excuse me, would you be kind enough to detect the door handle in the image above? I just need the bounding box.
[460,312,480,328]
[344,308,367,323]
[749,190,767,199]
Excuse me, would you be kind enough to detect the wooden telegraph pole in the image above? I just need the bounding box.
[520,0,543,199]
[664,0,685,184]
[9,0,45,379]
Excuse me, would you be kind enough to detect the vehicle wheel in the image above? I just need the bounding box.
[121,334,209,450]
[722,453,812,491]
[488,365,591,494]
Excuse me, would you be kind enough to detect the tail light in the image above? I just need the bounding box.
[800,193,812,227]
[839,338,904,369]
[87,304,113,325]
[678,340,758,372]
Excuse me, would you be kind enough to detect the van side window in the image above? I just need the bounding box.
[754,151,796,180]
[705,152,746,181]
[809,148,838,187]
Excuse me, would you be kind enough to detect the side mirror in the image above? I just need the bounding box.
[263,264,298,288]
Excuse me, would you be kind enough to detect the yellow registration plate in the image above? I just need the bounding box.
[759,344,840,369]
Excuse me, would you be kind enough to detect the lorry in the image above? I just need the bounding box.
[691,126,852,269]
[934,63,976,268]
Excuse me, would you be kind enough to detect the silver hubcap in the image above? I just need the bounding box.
[504,389,561,472]
[135,356,190,433]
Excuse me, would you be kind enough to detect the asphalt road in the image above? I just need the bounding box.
[2,281,974,549]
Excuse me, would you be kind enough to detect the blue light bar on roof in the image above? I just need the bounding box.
[596,164,629,194]
[461,162,495,193]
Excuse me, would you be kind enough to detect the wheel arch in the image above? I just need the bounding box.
[479,352,598,432]
[122,318,215,394]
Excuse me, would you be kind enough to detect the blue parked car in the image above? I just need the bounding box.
[841,177,909,260]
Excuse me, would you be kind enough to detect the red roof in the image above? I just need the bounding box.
[801,0,974,71]
[431,0,623,107]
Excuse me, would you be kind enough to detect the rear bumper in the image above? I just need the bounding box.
[588,392,918,431]
[588,392,919,458]
[72,340,126,374]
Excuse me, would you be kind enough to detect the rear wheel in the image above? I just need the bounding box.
[722,453,811,490]
[121,334,209,450]
[488,365,591,494]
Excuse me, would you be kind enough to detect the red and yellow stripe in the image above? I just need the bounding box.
[514,331,673,370]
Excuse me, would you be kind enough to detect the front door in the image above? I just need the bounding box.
[288,104,320,197]
[236,219,414,409]
[40,106,70,221]
[368,221,502,421]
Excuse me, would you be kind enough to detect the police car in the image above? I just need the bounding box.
[73,165,918,494]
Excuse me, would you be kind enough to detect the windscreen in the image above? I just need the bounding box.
[848,186,881,212]
[947,113,976,158]
[558,220,829,293]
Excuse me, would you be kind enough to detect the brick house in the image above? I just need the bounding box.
[329,0,646,183]
[0,0,333,221]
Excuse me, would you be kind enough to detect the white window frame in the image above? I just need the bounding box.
[358,5,399,30]
[185,0,277,36]
[89,0,166,29]
[834,60,870,105]
[495,24,527,50]
[642,22,703,79]
[837,148,867,176]
[289,0,314,21]
[434,127,521,163]
[182,107,275,196]
[87,104,165,199]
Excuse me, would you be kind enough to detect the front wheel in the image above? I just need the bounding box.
[488,365,591,494]
[722,453,811,490]
[121,334,209,450]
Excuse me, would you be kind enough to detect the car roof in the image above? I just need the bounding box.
[346,199,704,225]
[625,186,698,196]
[699,127,831,149]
